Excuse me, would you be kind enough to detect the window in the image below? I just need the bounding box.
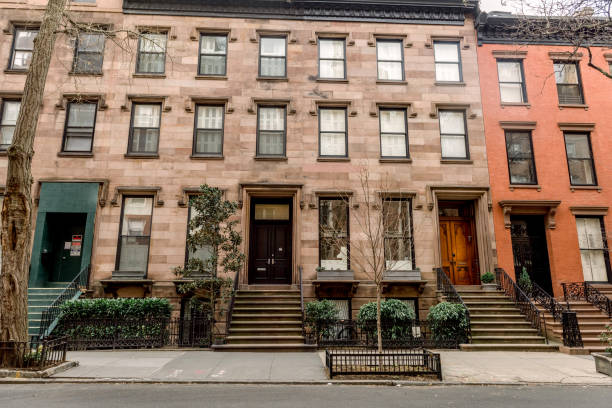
[199,34,227,76]
[193,105,223,156]
[383,198,414,271]
[564,133,596,186]
[257,106,286,157]
[319,39,346,79]
[10,28,38,70]
[379,109,408,158]
[129,103,161,154]
[136,32,167,74]
[73,32,105,74]
[319,108,347,157]
[439,110,468,159]
[497,60,527,103]
[554,62,584,104]
[434,41,461,82]
[259,37,286,78]
[505,131,537,185]
[319,198,349,271]
[377,40,404,81]
[62,102,97,152]
[186,201,213,271]
[0,100,20,151]
[116,196,153,275]
[576,217,610,282]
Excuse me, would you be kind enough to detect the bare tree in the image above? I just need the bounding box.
[319,169,414,352]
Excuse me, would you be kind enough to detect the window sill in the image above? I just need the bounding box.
[501,102,530,108]
[57,152,94,158]
[256,77,288,82]
[376,80,407,85]
[317,157,350,162]
[254,156,288,161]
[316,78,349,83]
[440,159,472,164]
[68,71,103,77]
[133,73,166,79]
[379,158,412,163]
[190,154,224,160]
[559,104,588,110]
[124,153,160,159]
[435,81,466,87]
[0,151,7,157]
[570,185,602,192]
[509,184,541,191]
[195,75,228,80]
[3,69,27,75]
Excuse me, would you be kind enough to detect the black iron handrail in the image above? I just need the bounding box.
[562,281,612,318]
[561,311,583,348]
[530,282,569,322]
[38,264,90,338]
[224,269,240,341]
[435,268,471,341]
[299,265,305,339]
[495,268,547,341]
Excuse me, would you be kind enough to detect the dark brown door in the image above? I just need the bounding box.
[440,220,475,285]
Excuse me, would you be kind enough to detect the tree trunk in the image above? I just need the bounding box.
[0,0,67,365]
[376,284,382,353]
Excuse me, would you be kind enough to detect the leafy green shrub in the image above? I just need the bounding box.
[427,302,469,344]
[305,300,339,337]
[518,267,533,294]
[481,271,495,284]
[600,325,612,354]
[357,299,416,340]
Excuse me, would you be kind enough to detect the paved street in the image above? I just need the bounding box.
[1,384,612,408]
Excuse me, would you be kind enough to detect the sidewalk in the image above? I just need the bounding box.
[32,349,612,385]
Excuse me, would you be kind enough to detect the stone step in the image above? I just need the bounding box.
[471,336,547,345]
[468,308,522,315]
[460,294,508,300]
[456,291,506,297]
[230,320,303,329]
[463,301,515,306]
[212,343,316,352]
[471,328,539,336]
[229,328,303,336]
[232,307,301,315]
[236,290,300,297]
[233,300,301,308]
[231,314,302,321]
[470,314,528,321]
[471,321,534,329]
[460,343,559,352]
[226,335,305,344]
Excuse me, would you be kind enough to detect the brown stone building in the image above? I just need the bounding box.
[0,0,494,336]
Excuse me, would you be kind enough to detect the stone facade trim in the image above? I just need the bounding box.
[185,96,234,113]
[425,35,469,49]
[248,98,296,115]
[2,20,40,34]
[499,121,537,130]
[569,206,609,216]
[55,93,108,111]
[492,50,528,59]
[370,102,417,118]
[0,91,23,100]
[132,25,177,40]
[498,200,561,229]
[548,51,583,61]
[121,95,171,112]
[367,32,411,47]
[190,27,236,42]
[33,178,109,207]
[430,103,477,119]
[557,122,595,132]
[309,31,355,46]
[110,186,164,207]
[310,100,357,116]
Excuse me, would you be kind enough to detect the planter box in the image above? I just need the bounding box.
[383,269,422,281]
[317,270,354,280]
[593,353,612,376]
[481,283,497,292]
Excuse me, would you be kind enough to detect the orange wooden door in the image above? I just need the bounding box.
[439,221,454,281]
[439,220,474,285]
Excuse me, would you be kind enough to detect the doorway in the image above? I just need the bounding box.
[41,213,87,283]
[248,198,292,284]
[439,201,479,285]
[510,215,553,294]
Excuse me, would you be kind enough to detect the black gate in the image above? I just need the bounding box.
[510,216,553,294]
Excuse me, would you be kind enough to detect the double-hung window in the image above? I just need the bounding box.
[194,105,224,156]
[257,106,286,157]
[0,100,21,151]
[10,28,38,70]
[505,131,537,185]
[319,108,347,157]
[576,217,611,282]
[497,60,527,103]
[439,110,468,159]
[379,109,408,158]
[259,37,286,78]
[319,198,349,271]
[554,62,584,104]
[564,133,596,186]
[434,41,461,82]
[377,40,404,81]
[129,103,161,154]
[116,196,153,276]
[186,201,213,273]
[62,102,97,152]
[73,32,105,74]
[383,198,414,271]
[136,32,167,74]
[199,34,227,76]
[319,39,346,80]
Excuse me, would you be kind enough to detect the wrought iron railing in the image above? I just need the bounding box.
[0,336,67,370]
[561,311,583,348]
[530,282,569,322]
[299,265,305,339]
[224,269,240,341]
[495,268,547,340]
[38,264,90,338]
[562,282,612,318]
[435,268,471,341]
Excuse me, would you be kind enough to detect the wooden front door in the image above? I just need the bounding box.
[440,220,475,285]
[249,199,292,284]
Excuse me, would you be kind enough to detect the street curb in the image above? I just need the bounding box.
[0,361,79,379]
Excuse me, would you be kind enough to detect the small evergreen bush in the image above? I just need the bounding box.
[357,299,416,340]
[517,267,533,294]
[304,300,339,337]
[427,302,469,344]
[600,325,612,354]
[481,271,495,284]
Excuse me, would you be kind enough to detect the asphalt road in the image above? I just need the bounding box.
[1,384,612,408]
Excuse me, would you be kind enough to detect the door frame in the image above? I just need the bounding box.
[438,201,479,285]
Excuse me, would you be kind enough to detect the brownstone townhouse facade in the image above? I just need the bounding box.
[0,0,495,321]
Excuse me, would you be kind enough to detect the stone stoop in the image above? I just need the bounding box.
[591,283,612,301]
[27,284,69,337]
[212,289,316,352]
[540,300,612,353]
[455,286,559,352]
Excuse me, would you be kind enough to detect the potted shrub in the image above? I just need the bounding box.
[480,271,496,291]
[593,325,612,376]
[517,267,533,294]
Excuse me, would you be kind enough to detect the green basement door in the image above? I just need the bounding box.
[29,182,99,287]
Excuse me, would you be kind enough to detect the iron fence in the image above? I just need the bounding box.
[54,317,212,350]
[562,282,612,318]
[435,268,471,341]
[0,336,67,370]
[325,348,442,379]
[305,320,461,349]
[561,311,583,348]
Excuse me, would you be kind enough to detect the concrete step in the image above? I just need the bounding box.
[460,343,559,352]
[226,335,305,344]
[212,343,316,352]
[471,336,546,345]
